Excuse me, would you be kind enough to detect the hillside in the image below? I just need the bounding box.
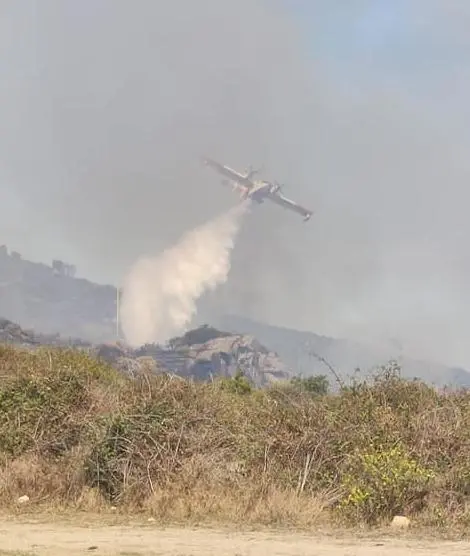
[1,246,469,388]
[215,314,470,388]
[0,245,116,341]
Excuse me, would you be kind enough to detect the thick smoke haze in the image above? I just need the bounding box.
[2,1,470,367]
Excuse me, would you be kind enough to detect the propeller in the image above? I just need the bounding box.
[272,180,286,193]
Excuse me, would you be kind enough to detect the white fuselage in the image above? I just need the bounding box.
[240,180,279,203]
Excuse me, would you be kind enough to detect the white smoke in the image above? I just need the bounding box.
[120,201,250,346]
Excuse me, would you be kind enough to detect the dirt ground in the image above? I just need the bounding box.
[1,520,470,556]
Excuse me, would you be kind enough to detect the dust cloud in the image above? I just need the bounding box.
[120,201,250,346]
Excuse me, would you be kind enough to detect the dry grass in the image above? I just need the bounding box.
[1,344,470,534]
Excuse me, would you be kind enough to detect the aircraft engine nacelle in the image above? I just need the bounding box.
[248,188,266,204]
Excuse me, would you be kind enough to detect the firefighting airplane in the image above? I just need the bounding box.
[203,157,313,222]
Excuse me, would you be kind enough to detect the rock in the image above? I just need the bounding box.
[390,515,410,529]
[180,330,292,386]
[0,318,38,345]
[131,326,293,386]
[94,342,130,363]
[17,495,30,504]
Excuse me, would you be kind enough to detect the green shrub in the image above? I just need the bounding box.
[218,369,253,395]
[84,399,178,503]
[0,347,118,457]
[338,444,435,523]
[290,375,329,395]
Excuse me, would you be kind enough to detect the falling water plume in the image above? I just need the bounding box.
[120,201,250,346]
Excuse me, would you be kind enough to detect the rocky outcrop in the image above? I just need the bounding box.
[127,325,291,386]
[0,318,38,345]
[0,317,90,348]
[0,319,292,387]
[180,333,290,385]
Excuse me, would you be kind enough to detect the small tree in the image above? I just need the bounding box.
[219,368,253,395]
[290,374,329,395]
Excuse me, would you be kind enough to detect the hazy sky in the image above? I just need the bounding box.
[2,1,470,367]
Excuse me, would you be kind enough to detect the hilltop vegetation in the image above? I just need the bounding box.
[1,344,470,532]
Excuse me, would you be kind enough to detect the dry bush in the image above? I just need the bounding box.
[2,345,470,531]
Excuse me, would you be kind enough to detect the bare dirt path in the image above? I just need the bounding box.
[0,520,469,556]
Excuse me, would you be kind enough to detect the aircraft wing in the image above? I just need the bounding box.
[266,191,313,221]
[203,157,254,189]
